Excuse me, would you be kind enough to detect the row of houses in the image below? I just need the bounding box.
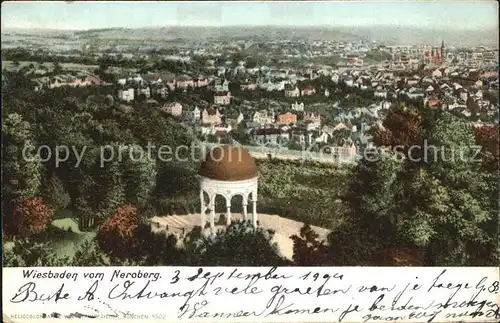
[115,73,214,102]
[116,74,233,104]
[118,73,211,90]
[249,125,359,147]
[161,94,394,134]
[32,73,104,91]
[163,103,322,128]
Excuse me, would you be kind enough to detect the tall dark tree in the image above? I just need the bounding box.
[42,173,71,211]
[473,124,499,171]
[97,157,126,222]
[2,113,42,204]
[2,113,42,233]
[120,145,157,208]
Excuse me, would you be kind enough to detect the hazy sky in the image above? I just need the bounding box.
[1,1,498,30]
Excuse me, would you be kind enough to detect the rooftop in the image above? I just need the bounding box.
[199,145,258,181]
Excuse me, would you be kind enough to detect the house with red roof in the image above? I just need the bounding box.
[300,86,316,96]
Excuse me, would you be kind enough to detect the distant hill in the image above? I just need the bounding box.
[63,26,364,42]
[2,25,498,47]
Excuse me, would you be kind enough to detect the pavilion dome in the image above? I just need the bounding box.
[199,145,258,181]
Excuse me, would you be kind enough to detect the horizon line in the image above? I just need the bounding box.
[2,24,498,32]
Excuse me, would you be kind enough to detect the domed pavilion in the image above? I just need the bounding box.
[198,145,259,233]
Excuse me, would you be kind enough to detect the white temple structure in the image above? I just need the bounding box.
[198,145,259,234]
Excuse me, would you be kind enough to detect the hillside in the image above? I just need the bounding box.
[2,26,498,47]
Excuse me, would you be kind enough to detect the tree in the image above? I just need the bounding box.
[129,225,186,265]
[334,150,410,266]
[330,129,352,146]
[466,95,480,117]
[2,113,42,206]
[193,221,289,266]
[3,239,70,267]
[347,154,405,232]
[120,145,157,208]
[230,52,245,68]
[71,240,111,266]
[2,244,25,267]
[483,90,498,106]
[137,93,147,103]
[370,106,422,151]
[182,225,205,263]
[325,222,396,266]
[74,184,98,230]
[11,196,54,238]
[42,173,71,211]
[290,224,328,265]
[105,94,115,107]
[229,128,251,145]
[96,204,141,261]
[418,114,497,265]
[154,165,198,199]
[96,157,126,223]
[473,124,499,171]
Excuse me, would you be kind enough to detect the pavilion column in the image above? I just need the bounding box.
[252,191,258,228]
[252,200,258,227]
[225,195,232,225]
[226,205,231,226]
[243,206,248,222]
[210,198,216,234]
[200,190,206,227]
[242,194,248,221]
